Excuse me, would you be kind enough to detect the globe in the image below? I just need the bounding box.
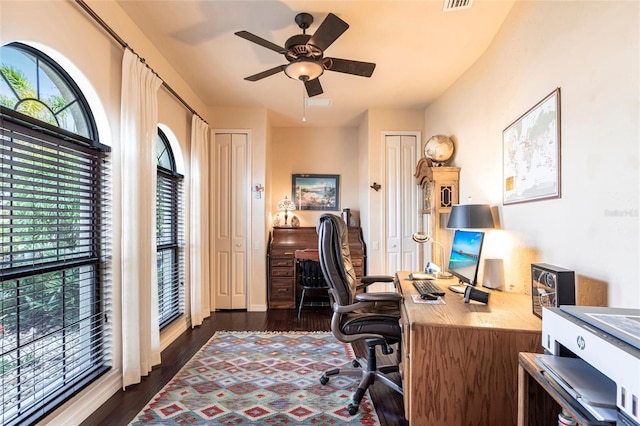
[424,135,454,165]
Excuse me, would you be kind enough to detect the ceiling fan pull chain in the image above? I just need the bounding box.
[302,83,307,122]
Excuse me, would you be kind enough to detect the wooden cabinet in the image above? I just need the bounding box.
[414,161,460,265]
[396,271,543,425]
[267,226,366,309]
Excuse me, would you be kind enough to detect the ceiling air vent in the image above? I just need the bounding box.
[305,98,332,108]
[443,0,473,12]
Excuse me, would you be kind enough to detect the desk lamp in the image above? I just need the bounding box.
[276,196,296,226]
[447,204,495,229]
[446,203,495,293]
[411,232,453,279]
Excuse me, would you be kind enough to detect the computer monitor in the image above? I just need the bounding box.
[447,230,485,293]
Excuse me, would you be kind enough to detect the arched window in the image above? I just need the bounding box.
[156,129,184,328]
[0,43,96,139]
[0,42,109,426]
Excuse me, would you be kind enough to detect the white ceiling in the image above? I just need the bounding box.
[116,0,516,127]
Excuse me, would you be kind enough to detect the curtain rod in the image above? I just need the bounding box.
[74,0,208,125]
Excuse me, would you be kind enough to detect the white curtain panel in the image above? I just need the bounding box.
[120,49,163,388]
[189,115,211,327]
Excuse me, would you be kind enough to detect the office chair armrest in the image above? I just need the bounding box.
[356,275,395,291]
[355,292,402,303]
[359,275,394,284]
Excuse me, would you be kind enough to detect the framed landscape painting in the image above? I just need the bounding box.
[292,174,340,211]
[503,88,561,205]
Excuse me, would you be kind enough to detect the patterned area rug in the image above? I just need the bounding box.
[130,331,380,425]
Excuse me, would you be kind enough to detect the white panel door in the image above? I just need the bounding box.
[399,139,419,270]
[384,133,419,276]
[385,135,402,274]
[213,132,249,309]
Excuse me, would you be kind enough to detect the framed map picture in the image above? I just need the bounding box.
[503,88,561,205]
[292,174,340,210]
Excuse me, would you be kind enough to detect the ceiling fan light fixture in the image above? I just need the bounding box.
[284,59,324,81]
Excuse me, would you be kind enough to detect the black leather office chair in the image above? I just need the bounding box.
[316,214,403,415]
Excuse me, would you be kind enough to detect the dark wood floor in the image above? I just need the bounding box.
[82,307,408,426]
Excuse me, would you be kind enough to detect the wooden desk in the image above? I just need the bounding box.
[396,271,543,426]
[267,227,365,309]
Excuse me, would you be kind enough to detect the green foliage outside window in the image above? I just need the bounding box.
[1,64,68,127]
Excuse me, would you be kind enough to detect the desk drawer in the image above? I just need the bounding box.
[272,267,293,278]
[271,279,294,296]
[271,258,294,268]
[270,278,295,309]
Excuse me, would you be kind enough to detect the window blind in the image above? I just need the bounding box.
[0,118,111,426]
[156,168,184,328]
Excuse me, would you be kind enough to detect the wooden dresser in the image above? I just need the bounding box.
[267,226,366,309]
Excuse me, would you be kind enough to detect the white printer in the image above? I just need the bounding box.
[542,306,640,425]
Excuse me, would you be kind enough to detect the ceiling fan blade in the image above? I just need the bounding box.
[235,31,287,54]
[244,65,287,81]
[304,78,323,97]
[307,13,349,51]
[323,57,376,77]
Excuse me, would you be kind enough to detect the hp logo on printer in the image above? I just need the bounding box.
[576,335,586,350]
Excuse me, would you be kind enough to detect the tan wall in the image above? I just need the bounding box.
[271,127,359,227]
[424,0,639,305]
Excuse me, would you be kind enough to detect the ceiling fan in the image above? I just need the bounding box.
[235,12,376,97]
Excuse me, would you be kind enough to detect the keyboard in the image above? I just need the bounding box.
[412,280,445,297]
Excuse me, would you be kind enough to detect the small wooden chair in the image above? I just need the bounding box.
[294,249,329,319]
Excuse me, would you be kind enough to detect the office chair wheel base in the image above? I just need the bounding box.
[346,388,366,415]
[320,368,339,386]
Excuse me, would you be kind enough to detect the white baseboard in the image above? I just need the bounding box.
[40,370,122,425]
[249,303,267,312]
[160,316,189,351]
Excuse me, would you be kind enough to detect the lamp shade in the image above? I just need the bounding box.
[284,59,324,81]
[447,204,494,229]
[276,196,296,211]
[412,232,433,244]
